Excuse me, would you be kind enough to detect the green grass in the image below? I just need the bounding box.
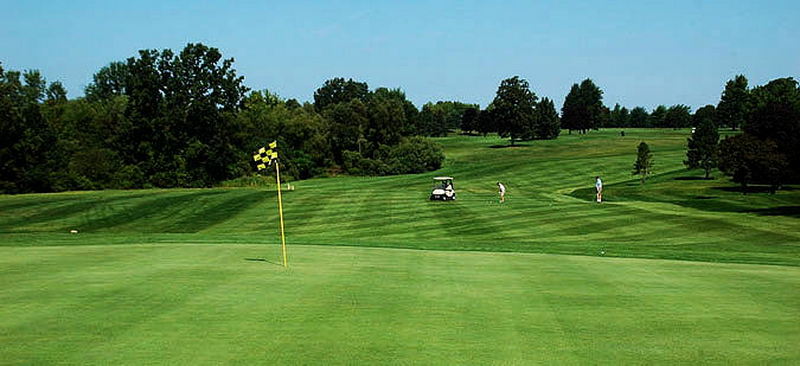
[1,129,797,265]
[1,244,798,364]
[1,128,799,363]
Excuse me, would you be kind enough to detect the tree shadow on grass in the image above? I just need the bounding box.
[488,144,532,148]
[745,206,800,218]
[711,185,797,194]
[244,258,283,266]
[674,176,714,181]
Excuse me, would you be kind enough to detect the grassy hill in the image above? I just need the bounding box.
[1,128,799,363]
[2,129,798,265]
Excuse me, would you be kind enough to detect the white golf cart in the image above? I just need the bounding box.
[430,176,456,201]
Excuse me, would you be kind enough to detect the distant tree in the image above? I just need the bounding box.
[285,98,302,110]
[692,105,716,127]
[743,77,800,176]
[313,77,369,112]
[649,105,668,127]
[85,61,129,102]
[718,134,788,193]
[45,81,67,103]
[534,97,560,139]
[365,94,407,154]
[561,79,605,133]
[491,76,537,144]
[684,118,719,178]
[609,103,630,127]
[323,99,368,163]
[629,106,649,128]
[665,104,691,129]
[633,141,653,183]
[418,102,448,137]
[716,75,749,130]
[0,67,60,193]
[372,87,418,136]
[460,106,480,134]
[477,107,495,137]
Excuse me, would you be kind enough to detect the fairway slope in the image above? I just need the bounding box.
[1,129,798,266]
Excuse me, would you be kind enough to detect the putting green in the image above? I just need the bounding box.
[0,244,797,364]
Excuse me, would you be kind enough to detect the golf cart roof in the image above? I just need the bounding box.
[433,177,454,180]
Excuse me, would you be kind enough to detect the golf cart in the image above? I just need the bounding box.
[430,177,456,201]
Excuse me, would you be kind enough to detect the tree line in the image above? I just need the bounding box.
[0,44,451,193]
[2,43,797,194]
[685,75,800,192]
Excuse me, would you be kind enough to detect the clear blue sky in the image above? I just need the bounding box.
[2,0,798,111]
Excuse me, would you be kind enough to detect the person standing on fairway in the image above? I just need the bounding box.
[595,176,603,203]
[497,182,506,203]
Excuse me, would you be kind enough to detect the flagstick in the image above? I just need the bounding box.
[274,160,288,267]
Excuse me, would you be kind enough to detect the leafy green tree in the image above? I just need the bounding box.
[665,104,691,129]
[633,141,653,183]
[692,105,716,127]
[372,87,418,136]
[365,94,407,154]
[743,77,800,176]
[718,134,788,193]
[629,106,649,127]
[561,79,605,133]
[477,107,495,137]
[716,74,749,130]
[313,77,369,112]
[323,99,368,163]
[0,67,60,193]
[118,43,249,187]
[649,105,668,127]
[85,61,129,102]
[534,97,560,139]
[460,106,480,134]
[560,84,580,133]
[418,102,448,137]
[492,76,537,144]
[684,118,719,178]
[609,103,631,127]
[386,136,445,174]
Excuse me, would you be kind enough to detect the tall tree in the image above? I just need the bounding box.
[718,134,787,193]
[492,76,537,144]
[743,77,800,176]
[684,118,719,178]
[418,102,448,137]
[460,106,480,134]
[629,106,649,128]
[534,97,560,139]
[609,103,631,127]
[578,79,604,132]
[0,67,60,193]
[665,104,691,129]
[85,61,129,102]
[633,141,653,183]
[649,105,668,127]
[561,79,605,133]
[560,83,581,134]
[313,77,369,112]
[692,105,716,127]
[323,99,368,163]
[716,74,749,130]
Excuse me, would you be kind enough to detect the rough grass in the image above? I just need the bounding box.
[1,128,799,363]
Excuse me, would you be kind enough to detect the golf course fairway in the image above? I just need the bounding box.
[1,129,798,363]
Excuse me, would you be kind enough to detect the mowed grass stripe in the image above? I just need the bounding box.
[1,129,798,266]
